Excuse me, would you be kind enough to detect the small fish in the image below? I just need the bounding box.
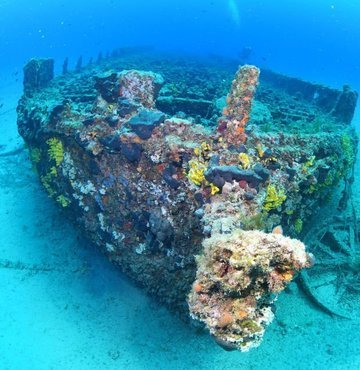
[272,225,283,235]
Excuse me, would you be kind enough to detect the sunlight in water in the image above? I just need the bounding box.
[228,0,241,27]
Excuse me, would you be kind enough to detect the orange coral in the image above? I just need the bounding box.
[235,310,248,320]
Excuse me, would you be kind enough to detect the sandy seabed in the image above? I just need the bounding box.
[1,81,360,370]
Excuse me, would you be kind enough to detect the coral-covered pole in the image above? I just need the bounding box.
[218,65,260,145]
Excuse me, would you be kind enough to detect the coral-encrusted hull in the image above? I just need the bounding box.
[17,56,357,351]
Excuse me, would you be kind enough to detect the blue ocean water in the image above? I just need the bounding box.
[0,0,359,87]
[0,1,360,369]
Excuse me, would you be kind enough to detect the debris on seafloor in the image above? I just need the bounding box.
[16,52,358,351]
[298,199,360,320]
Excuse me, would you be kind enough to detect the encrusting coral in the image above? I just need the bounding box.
[238,152,251,169]
[187,159,207,186]
[217,65,260,145]
[263,184,287,211]
[188,229,313,351]
[46,137,64,167]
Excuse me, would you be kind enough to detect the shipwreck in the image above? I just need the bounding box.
[17,51,358,351]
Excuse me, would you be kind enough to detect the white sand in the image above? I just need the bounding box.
[1,82,360,370]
